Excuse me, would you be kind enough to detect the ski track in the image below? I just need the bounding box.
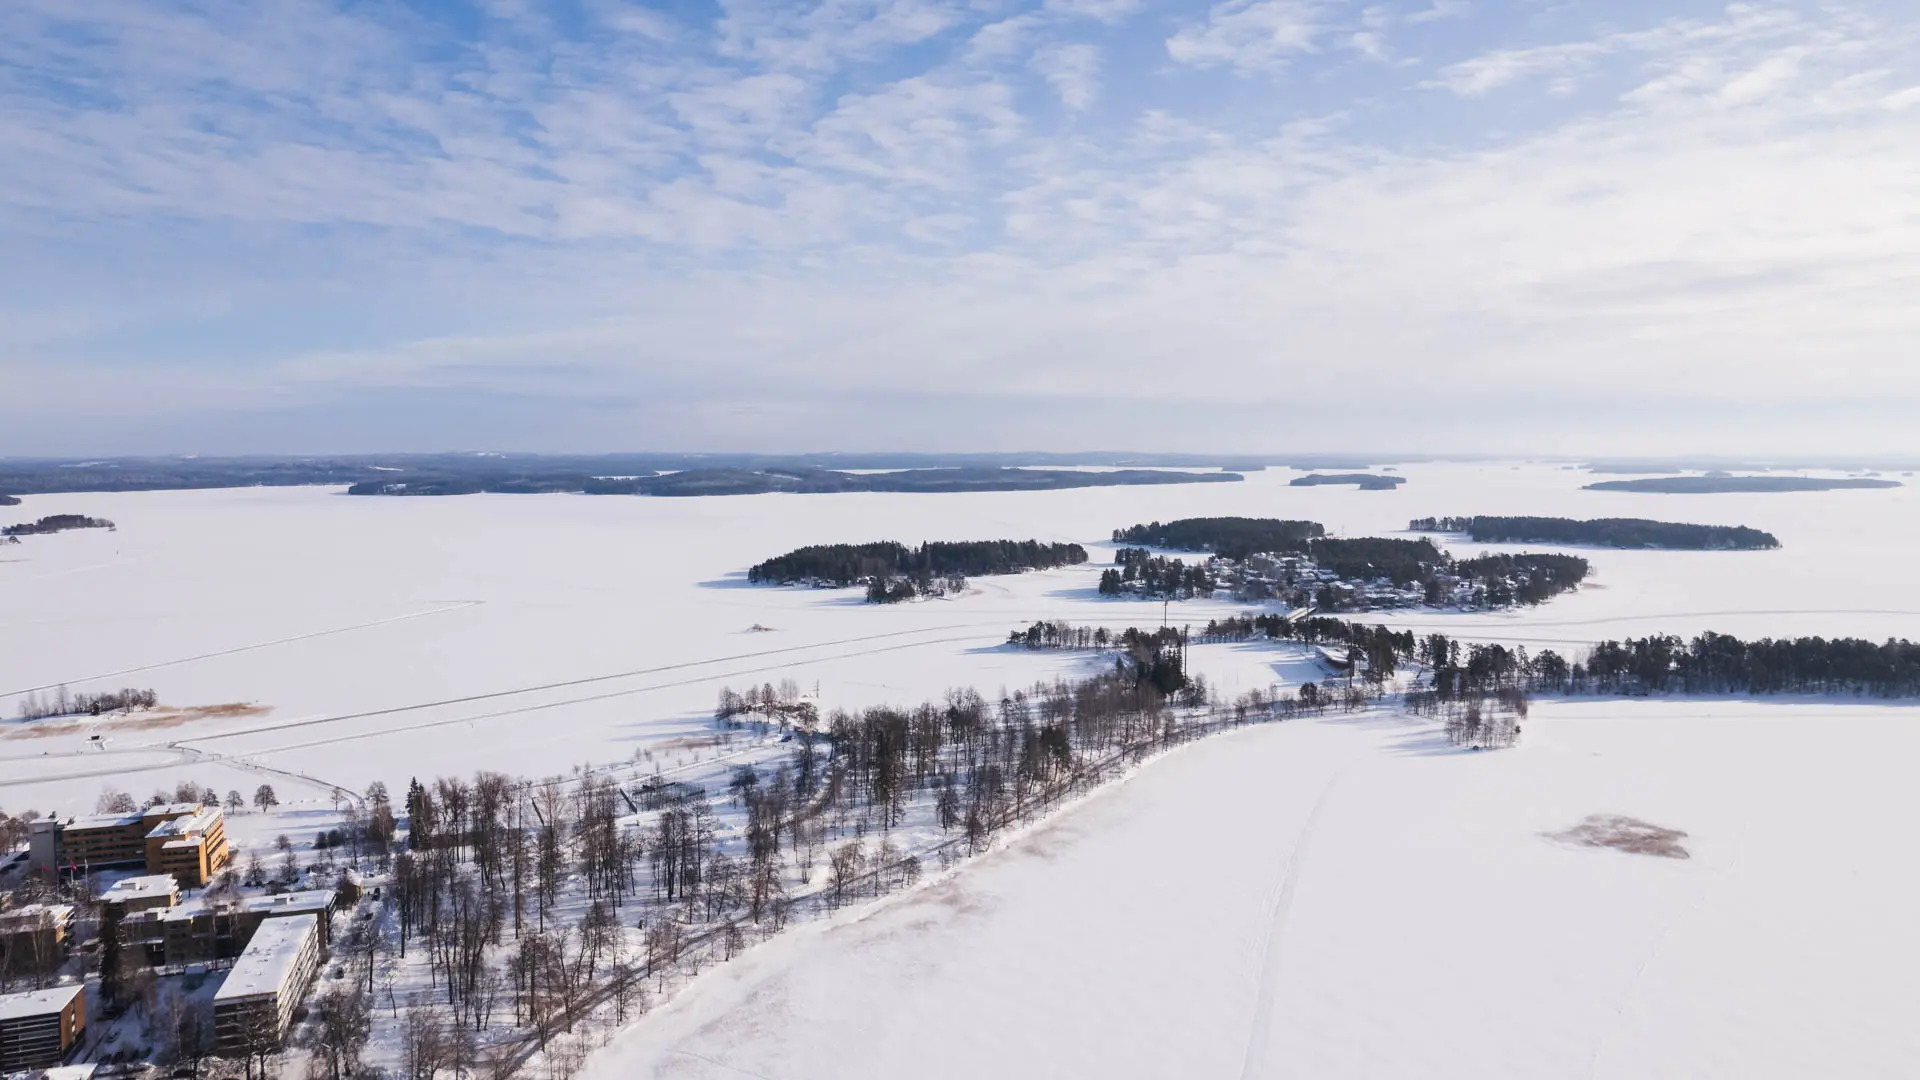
[661,1050,804,1080]
[0,600,487,697]
[1239,757,1359,1080]
[0,630,995,787]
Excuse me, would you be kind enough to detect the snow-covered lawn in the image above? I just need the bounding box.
[588,698,1920,1080]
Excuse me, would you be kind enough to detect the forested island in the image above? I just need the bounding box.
[749,539,1088,603]
[0,494,18,506]
[1585,476,1901,494]
[1099,532,1588,610]
[2,514,114,536]
[1409,516,1781,550]
[1289,473,1406,490]
[1110,517,1326,558]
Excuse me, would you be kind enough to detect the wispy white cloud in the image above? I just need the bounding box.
[1166,0,1326,73]
[2,1,1918,455]
[1032,43,1103,110]
[1042,0,1140,24]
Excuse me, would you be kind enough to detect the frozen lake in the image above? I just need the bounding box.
[3,460,1916,813]
[5,460,1918,1078]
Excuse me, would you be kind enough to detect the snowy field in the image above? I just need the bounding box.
[3,459,1917,817]
[587,698,1920,1080]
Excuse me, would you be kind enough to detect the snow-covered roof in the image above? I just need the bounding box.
[0,903,75,926]
[103,874,180,902]
[0,983,82,1021]
[214,914,317,1002]
[147,806,220,838]
[243,890,334,915]
[161,889,333,923]
[61,810,143,830]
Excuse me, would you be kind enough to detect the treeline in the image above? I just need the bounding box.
[2,514,114,536]
[1571,633,1920,697]
[748,540,1087,592]
[1307,537,1442,585]
[1100,548,1216,598]
[1194,613,1416,681]
[1410,516,1781,550]
[1110,517,1325,559]
[15,686,157,721]
[1304,539,1587,608]
[1005,623,1198,698]
[1404,629,1920,700]
[1454,553,1591,606]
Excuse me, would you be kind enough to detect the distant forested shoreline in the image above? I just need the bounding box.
[352,466,1242,497]
[1585,476,1900,494]
[749,540,1088,602]
[1409,516,1781,550]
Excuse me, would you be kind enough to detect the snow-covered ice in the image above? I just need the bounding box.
[586,698,1920,1080]
[5,462,1916,817]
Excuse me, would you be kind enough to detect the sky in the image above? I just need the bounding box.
[1,0,1917,457]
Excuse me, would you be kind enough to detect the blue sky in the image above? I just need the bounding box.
[2,0,1917,455]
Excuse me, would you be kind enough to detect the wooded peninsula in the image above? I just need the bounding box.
[1110,517,1326,559]
[1409,516,1781,550]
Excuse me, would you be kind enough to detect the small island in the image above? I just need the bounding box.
[1100,529,1587,610]
[2,514,115,536]
[1410,516,1781,550]
[1584,476,1901,494]
[1289,473,1406,490]
[749,539,1088,603]
[0,494,18,506]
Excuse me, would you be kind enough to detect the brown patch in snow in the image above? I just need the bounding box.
[1549,814,1690,859]
[4,702,269,739]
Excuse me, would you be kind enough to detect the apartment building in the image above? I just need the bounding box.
[27,803,231,887]
[212,915,319,1051]
[0,985,86,1071]
[155,890,335,968]
[0,905,76,980]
